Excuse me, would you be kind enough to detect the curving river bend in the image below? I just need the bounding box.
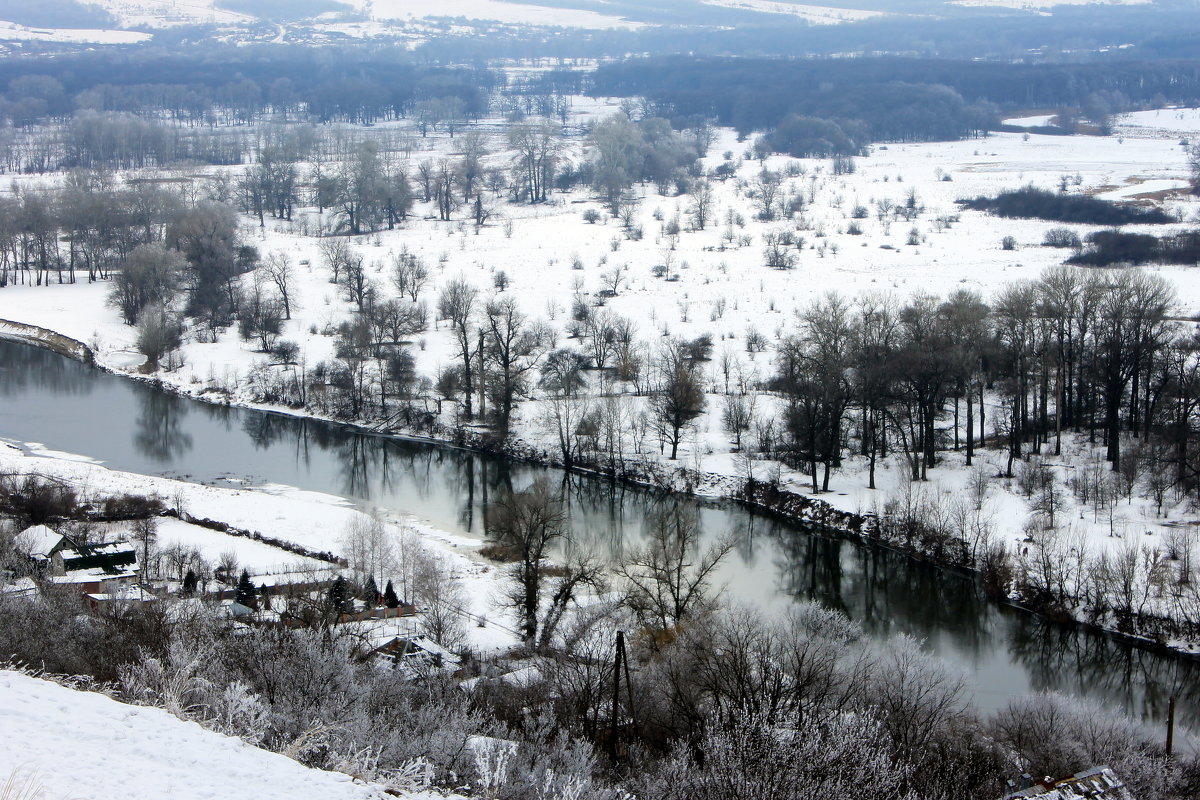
[1,338,1197,730]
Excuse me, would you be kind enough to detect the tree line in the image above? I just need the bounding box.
[0,48,497,129]
[590,55,1200,150]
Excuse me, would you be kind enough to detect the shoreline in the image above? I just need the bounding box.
[3,322,1198,661]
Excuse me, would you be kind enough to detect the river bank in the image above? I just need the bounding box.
[3,322,1198,662]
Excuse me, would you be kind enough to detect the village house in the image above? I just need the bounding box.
[16,525,141,597]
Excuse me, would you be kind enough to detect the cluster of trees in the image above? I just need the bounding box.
[0,49,497,129]
[0,175,187,288]
[590,55,1200,151]
[961,186,1175,225]
[764,268,1192,497]
[1068,229,1200,268]
[585,114,703,212]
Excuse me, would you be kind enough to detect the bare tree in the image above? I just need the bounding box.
[616,503,734,633]
[438,278,480,419]
[318,238,353,285]
[688,178,715,231]
[263,251,295,320]
[391,248,429,303]
[484,296,547,432]
[486,479,566,648]
[650,339,707,460]
[340,513,395,591]
[412,547,468,651]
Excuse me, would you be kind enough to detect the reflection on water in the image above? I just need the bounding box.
[135,390,193,462]
[0,339,1197,729]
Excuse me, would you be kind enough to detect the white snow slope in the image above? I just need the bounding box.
[0,670,403,800]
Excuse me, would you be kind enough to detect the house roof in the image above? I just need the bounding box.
[16,525,64,560]
[372,634,461,674]
[60,542,137,573]
[1002,766,1131,800]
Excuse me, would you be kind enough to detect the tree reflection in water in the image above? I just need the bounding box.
[133,389,193,462]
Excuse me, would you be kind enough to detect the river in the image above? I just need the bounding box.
[0,338,1196,730]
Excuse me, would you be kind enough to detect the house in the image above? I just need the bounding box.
[14,526,141,597]
[1002,766,1134,800]
[15,525,70,568]
[17,526,138,581]
[371,633,461,676]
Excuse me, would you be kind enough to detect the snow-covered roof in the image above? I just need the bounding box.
[1002,766,1131,800]
[16,525,64,560]
[0,577,37,598]
[49,566,138,585]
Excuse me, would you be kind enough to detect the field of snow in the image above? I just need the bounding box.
[701,0,886,24]
[350,0,639,28]
[0,669,441,800]
[0,20,152,43]
[952,0,1147,7]
[86,0,255,28]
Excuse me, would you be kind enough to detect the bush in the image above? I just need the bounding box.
[1001,235,1017,250]
[960,186,1173,225]
[1042,227,1082,248]
[102,493,166,520]
[1068,229,1200,267]
[1068,229,1160,266]
[0,475,80,525]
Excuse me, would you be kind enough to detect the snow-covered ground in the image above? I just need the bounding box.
[84,0,255,28]
[353,0,640,28]
[701,0,887,24]
[952,0,1148,7]
[0,669,461,800]
[0,20,152,43]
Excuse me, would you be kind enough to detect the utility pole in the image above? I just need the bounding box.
[609,630,636,763]
[610,630,624,762]
[1166,695,1176,757]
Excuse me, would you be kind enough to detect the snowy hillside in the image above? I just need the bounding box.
[0,670,429,800]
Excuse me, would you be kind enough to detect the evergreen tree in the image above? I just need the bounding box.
[383,579,400,609]
[234,569,257,609]
[327,575,349,613]
[182,569,198,595]
[362,575,380,605]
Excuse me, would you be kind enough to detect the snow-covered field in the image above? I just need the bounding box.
[0,20,152,43]
[701,0,887,24]
[353,0,640,28]
[952,0,1148,7]
[0,669,458,800]
[85,0,255,28]
[1,102,1199,643]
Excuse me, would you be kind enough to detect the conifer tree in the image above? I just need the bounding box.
[362,575,380,605]
[328,575,349,613]
[383,579,400,608]
[234,569,257,609]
